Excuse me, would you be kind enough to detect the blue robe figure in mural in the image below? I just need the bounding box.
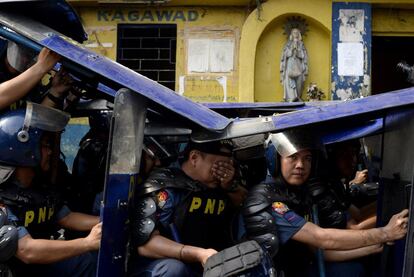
[280,28,308,102]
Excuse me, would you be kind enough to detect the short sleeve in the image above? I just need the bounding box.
[55,205,71,221]
[270,201,306,244]
[154,188,181,228]
[6,207,29,239]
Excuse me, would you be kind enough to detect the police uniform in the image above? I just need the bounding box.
[313,178,349,229]
[130,166,235,276]
[0,106,97,277]
[0,179,69,240]
[243,175,313,276]
[246,128,367,277]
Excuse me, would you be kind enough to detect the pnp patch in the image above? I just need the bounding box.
[157,190,169,208]
[272,202,289,215]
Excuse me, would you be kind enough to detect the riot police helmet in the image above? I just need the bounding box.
[268,128,321,158]
[0,102,70,167]
[265,128,322,177]
[6,40,37,73]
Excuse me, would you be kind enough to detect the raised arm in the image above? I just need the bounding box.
[0,48,59,110]
[293,209,408,250]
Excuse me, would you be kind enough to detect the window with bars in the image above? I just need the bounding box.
[117,24,177,90]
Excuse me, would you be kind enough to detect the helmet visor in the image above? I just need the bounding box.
[24,102,70,132]
[269,129,320,157]
[6,41,37,73]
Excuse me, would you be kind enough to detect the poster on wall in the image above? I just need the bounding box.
[187,38,234,73]
[187,39,209,72]
[337,42,364,76]
[210,39,234,72]
[339,9,364,42]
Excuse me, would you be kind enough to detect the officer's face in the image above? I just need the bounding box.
[334,146,358,178]
[280,149,312,186]
[40,137,53,172]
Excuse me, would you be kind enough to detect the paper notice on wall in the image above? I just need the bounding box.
[188,39,209,72]
[338,42,364,76]
[187,38,234,73]
[338,9,364,42]
[210,39,234,72]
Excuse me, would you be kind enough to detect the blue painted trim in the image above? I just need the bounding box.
[331,2,371,100]
[272,87,414,131]
[321,118,383,145]
[0,27,42,52]
[98,173,137,277]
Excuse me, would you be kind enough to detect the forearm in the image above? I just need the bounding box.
[348,216,377,230]
[59,213,100,231]
[138,232,203,263]
[294,222,388,250]
[322,227,387,250]
[0,64,47,109]
[17,236,93,264]
[324,244,383,262]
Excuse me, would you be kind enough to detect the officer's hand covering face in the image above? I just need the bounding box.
[185,140,233,188]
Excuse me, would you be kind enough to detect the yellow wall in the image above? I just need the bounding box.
[74,6,248,102]
[238,0,331,102]
[71,0,414,103]
[373,8,414,36]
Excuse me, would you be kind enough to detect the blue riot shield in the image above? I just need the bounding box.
[97,89,147,276]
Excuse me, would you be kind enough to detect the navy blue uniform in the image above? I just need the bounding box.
[129,167,235,277]
[243,176,366,277]
[1,180,97,277]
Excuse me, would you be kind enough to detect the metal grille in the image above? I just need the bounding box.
[117,24,176,90]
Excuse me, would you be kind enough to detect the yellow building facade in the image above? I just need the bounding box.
[68,0,414,102]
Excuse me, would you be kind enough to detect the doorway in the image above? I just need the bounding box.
[371,36,414,94]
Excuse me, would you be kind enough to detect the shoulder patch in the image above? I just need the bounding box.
[156,190,169,208]
[272,202,289,215]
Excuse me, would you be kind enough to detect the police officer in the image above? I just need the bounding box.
[129,140,247,276]
[0,40,72,111]
[325,140,377,230]
[0,103,101,277]
[243,129,408,277]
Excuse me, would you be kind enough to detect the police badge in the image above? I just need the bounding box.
[272,202,289,215]
[156,190,169,208]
